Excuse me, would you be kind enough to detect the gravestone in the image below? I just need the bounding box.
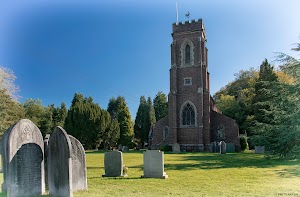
[141,150,168,179]
[69,135,88,191]
[48,126,73,197]
[226,143,235,153]
[0,119,45,197]
[255,146,265,154]
[219,141,226,154]
[118,144,123,151]
[172,143,180,153]
[122,146,129,152]
[0,155,2,173]
[102,151,126,177]
[210,141,217,153]
[44,134,50,189]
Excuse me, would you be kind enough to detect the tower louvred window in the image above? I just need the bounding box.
[185,44,191,64]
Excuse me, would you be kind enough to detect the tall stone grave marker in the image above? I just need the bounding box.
[102,151,126,177]
[219,141,226,154]
[44,134,50,188]
[142,150,168,179]
[48,126,73,197]
[69,135,88,191]
[0,119,45,197]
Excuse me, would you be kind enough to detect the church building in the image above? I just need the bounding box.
[149,19,240,152]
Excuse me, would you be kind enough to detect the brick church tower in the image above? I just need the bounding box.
[149,19,240,152]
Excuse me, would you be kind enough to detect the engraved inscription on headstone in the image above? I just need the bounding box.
[69,135,88,191]
[0,119,45,197]
[48,126,73,197]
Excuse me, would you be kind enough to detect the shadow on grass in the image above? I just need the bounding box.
[85,150,146,154]
[87,166,103,170]
[164,153,300,174]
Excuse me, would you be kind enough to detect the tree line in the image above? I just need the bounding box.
[0,69,168,149]
[214,40,300,158]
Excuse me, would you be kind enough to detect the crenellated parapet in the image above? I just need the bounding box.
[172,19,204,34]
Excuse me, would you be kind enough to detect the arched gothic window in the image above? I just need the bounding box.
[182,103,195,126]
[163,126,169,141]
[180,39,194,67]
[217,125,225,139]
[185,44,190,64]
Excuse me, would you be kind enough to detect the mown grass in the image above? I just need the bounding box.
[0,151,300,196]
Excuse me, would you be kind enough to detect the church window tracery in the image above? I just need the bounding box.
[181,103,196,126]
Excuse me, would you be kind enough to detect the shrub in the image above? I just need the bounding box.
[159,145,172,152]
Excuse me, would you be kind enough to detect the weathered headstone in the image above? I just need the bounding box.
[44,134,50,189]
[122,146,129,152]
[0,154,2,173]
[141,150,168,179]
[69,135,88,191]
[0,119,45,197]
[102,151,126,177]
[118,144,123,151]
[226,143,235,153]
[211,141,217,153]
[172,143,180,153]
[219,141,226,154]
[255,146,265,154]
[48,126,73,197]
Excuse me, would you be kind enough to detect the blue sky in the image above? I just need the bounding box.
[0,0,300,118]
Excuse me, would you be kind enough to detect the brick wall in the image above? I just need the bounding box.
[210,110,240,145]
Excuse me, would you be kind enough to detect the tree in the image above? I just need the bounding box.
[0,89,24,136]
[214,68,259,134]
[103,119,120,150]
[50,102,68,130]
[252,59,278,127]
[0,66,20,101]
[153,91,168,121]
[134,96,156,145]
[0,66,24,136]
[64,93,108,149]
[143,97,156,143]
[23,98,52,136]
[252,41,300,158]
[107,96,134,146]
[134,96,147,142]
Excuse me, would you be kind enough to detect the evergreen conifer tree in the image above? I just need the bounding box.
[107,96,134,147]
[134,96,147,142]
[153,91,168,121]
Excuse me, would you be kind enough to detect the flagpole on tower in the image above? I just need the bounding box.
[176,2,179,24]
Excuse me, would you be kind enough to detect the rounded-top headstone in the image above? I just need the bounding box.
[48,126,73,197]
[69,135,88,191]
[0,119,45,196]
[172,143,181,153]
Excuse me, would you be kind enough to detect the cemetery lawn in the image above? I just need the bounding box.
[1,151,300,197]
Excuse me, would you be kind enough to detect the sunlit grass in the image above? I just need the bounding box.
[0,151,300,196]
